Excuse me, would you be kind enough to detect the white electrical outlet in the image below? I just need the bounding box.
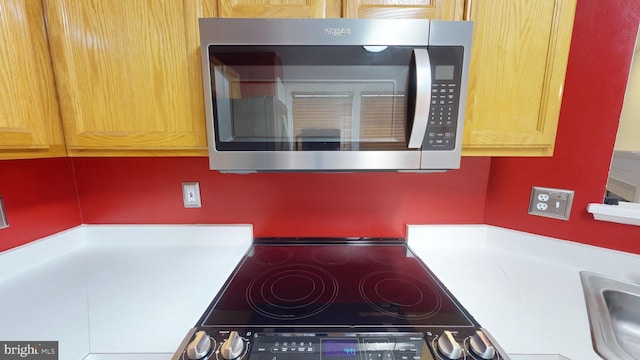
[528,186,574,220]
[0,196,8,229]
[182,182,202,208]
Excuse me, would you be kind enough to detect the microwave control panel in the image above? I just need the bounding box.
[424,46,465,151]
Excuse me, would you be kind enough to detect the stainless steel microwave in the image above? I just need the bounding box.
[199,18,472,172]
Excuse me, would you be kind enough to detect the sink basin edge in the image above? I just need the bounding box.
[580,271,640,360]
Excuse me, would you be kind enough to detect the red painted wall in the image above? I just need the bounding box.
[73,156,491,238]
[484,0,640,254]
[3,0,640,254]
[0,158,82,252]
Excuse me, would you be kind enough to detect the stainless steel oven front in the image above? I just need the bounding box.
[199,19,473,173]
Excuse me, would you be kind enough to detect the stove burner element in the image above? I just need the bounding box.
[376,278,424,307]
[311,248,351,265]
[359,271,442,319]
[252,247,293,265]
[246,264,339,320]
[368,248,407,265]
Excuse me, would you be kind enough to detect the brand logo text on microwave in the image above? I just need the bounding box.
[324,28,351,37]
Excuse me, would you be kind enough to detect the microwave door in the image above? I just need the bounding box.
[407,48,432,149]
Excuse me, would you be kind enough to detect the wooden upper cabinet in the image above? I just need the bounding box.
[17,0,574,158]
[43,1,214,156]
[219,0,342,18]
[0,0,66,160]
[462,0,577,156]
[344,0,465,20]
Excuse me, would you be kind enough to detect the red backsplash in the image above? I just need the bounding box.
[0,158,82,252]
[72,156,491,238]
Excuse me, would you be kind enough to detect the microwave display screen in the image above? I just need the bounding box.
[435,65,455,81]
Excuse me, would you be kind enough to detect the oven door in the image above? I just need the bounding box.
[199,19,471,172]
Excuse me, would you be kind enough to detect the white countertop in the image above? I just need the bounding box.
[408,225,640,360]
[0,225,253,360]
[2,224,639,360]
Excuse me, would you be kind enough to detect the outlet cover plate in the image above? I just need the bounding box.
[528,186,574,220]
[0,196,8,229]
[182,182,202,208]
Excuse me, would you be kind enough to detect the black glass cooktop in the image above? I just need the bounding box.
[199,239,474,329]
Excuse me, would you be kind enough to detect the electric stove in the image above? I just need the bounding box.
[172,238,510,360]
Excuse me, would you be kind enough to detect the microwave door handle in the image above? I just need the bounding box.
[407,48,432,149]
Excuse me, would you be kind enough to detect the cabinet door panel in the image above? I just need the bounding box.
[0,0,66,159]
[462,0,576,156]
[344,0,464,20]
[44,0,210,156]
[220,0,337,18]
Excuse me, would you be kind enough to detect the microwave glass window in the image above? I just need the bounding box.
[209,45,416,151]
[291,92,353,150]
[360,92,405,150]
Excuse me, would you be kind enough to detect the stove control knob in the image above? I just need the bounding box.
[186,331,212,360]
[469,330,496,359]
[220,331,245,360]
[437,331,463,360]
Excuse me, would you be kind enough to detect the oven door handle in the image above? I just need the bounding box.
[407,48,432,149]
